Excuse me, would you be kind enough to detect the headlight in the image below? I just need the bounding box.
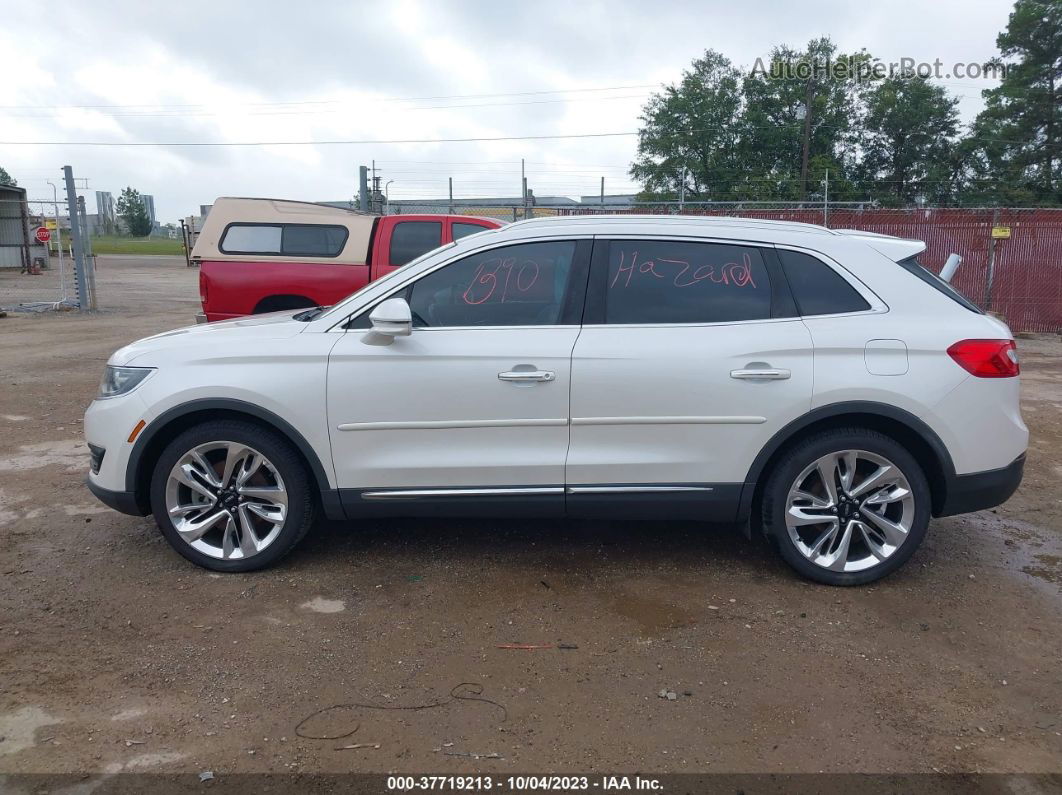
[98,366,154,399]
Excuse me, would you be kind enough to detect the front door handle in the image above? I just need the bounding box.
[498,370,555,383]
[730,368,791,380]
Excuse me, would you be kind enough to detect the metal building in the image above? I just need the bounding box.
[0,184,30,270]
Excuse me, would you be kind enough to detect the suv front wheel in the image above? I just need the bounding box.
[762,428,931,586]
[149,420,316,572]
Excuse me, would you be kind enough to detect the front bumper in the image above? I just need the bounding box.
[938,453,1025,517]
[85,477,148,516]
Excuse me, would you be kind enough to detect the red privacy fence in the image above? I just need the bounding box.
[563,207,1062,333]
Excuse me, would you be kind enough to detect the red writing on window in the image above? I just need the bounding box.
[609,250,758,290]
[462,258,543,304]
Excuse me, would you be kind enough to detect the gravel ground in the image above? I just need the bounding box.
[0,256,1059,778]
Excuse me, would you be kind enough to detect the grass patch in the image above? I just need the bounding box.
[90,236,186,256]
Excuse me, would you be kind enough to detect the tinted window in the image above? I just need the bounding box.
[220,223,347,257]
[408,241,576,327]
[897,256,983,314]
[779,250,870,315]
[452,222,489,241]
[389,221,442,266]
[603,240,771,324]
[282,225,348,256]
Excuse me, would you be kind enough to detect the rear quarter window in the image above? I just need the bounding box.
[897,255,983,314]
[778,249,870,316]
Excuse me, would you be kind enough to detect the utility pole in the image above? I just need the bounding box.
[823,169,829,227]
[600,176,605,208]
[521,158,527,218]
[62,165,90,312]
[448,177,454,214]
[799,80,814,201]
[985,208,1001,310]
[358,166,369,212]
[679,166,686,209]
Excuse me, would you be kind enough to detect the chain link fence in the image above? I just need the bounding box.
[0,198,93,312]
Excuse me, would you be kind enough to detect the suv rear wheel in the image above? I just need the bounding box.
[762,428,930,586]
[149,420,315,572]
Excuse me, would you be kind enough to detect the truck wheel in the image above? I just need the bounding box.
[149,420,315,572]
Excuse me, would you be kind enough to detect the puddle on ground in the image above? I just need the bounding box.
[62,504,112,516]
[301,597,346,614]
[110,708,147,722]
[0,439,86,473]
[123,751,186,769]
[611,592,695,637]
[0,705,62,756]
[1023,554,1062,586]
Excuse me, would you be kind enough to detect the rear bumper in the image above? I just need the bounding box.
[938,453,1025,517]
[85,477,148,517]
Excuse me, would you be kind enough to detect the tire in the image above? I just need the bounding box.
[149,419,316,572]
[761,427,931,586]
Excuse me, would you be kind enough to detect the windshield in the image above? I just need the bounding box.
[896,255,983,314]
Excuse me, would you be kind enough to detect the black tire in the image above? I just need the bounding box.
[761,427,931,586]
[149,419,315,572]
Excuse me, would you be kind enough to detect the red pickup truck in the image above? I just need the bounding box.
[192,197,501,322]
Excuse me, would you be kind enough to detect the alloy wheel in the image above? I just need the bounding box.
[164,441,288,560]
[784,449,915,573]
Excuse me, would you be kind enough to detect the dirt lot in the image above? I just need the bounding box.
[0,257,1060,779]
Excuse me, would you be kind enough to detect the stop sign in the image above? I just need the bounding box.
[35,226,51,244]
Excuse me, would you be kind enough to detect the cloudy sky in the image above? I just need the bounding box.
[0,0,1014,222]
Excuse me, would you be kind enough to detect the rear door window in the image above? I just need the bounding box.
[389,221,443,266]
[598,239,772,324]
[452,221,490,241]
[778,249,870,316]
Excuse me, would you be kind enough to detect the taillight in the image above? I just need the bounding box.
[947,339,1020,378]
[199,271,207,304]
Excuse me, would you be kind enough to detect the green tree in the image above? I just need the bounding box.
[963,0,1061,205]
[629,50,744,201]
[856,77,960,206]
[117,187,152,237]
[737,39,871,200]
[0,165,15,186]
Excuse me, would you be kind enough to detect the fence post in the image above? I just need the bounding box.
[62,166,90,312]
[77,195,97,310]
[984,208,1000,311]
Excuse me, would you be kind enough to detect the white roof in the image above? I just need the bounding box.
[469,214,925,263]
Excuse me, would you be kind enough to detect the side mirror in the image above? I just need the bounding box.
[362,297,412,345]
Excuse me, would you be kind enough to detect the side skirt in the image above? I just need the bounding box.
[338,484,742,521]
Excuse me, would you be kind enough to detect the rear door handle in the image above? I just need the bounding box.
[730,368,791,380]
[498,370,555,383]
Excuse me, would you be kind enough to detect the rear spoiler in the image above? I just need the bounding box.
[833,229,927,262]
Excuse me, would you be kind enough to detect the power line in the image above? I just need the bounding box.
[0,83,658,112]
[1,93,652,119]
[0,131,641,147]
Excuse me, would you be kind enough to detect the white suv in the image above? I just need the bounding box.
[85,216,1027,585]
